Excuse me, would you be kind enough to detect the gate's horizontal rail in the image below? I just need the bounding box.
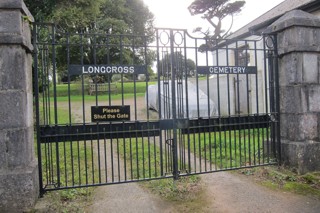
[184,114,271,134]
[40,115,271,143]
[40,121,161,143]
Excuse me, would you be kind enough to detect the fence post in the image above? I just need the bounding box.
[265,10,320,174]
[0,0,39,211]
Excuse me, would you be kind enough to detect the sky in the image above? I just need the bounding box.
[143,0,285,35]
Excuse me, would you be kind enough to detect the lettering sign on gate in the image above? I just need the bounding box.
[91,106,130,122]
[68,65,147,75]
[197,66,257,75]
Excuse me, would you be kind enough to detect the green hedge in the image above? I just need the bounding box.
[49,84,82,97]
[114,81,156,94]
[49,81,156,97]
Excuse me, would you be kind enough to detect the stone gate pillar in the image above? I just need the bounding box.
[0,0,39,211]
[266,10,320,174]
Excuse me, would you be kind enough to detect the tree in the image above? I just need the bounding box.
[24,0,57,21]
[158,52,196,78]
[25,0,154,36]
[52,0,102,32]
[188,0,245,40]
[25,0,156,82]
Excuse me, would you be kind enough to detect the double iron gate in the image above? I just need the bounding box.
[33,23,280,194]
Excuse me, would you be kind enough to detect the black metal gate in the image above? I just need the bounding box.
[33,23,280,194]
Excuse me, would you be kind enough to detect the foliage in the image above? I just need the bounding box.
[25,0,154,36]
[188,0,245,51]
[26,0,156,82]
[24,0,57,21]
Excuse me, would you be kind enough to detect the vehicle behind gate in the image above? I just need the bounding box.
[33,23,280,194]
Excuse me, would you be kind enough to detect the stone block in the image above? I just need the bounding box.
[280,115,287,139]
[281,113,318,141]
[277,27,320,55]
[302,53,319,84]
[25,53,34,92]
[298,114,319,141]
[308,85,320,112]
[0,0,34,22]
[0,130,7,170]
[0,10,21,34]
[0,91,30,130]
[268,10,320,56]
[266,10,320,34]
[281,140,320,174]
[0,2,33,51]
[0,0,23,8]
[279,53,303,86]
[285,114,300,141]
[279,86,308,113]
[0,127,35,170]
[0,46,29,91]
[22,18,33,51]
[0,161,39,212]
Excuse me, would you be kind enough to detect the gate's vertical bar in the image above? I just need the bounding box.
[191,38,199,173]
[120,35,126,181]
[170,30,179,180]
[93,33,101,184]
[263,36,270,163]
[267,41,276,160]
[273,35,281,163]
[195,37,201,172]
[33,23,45,195]
[254,40,261,165]
[80,32,88,184]
[183,30,191,173]
[235,41,243,167]
[67,32,72,124]
[50,24,61,187]
[156,29,164,176]
[42,46,50,124]
[245,41,252,166]
[215,41,223,169]
[132,36,138,180]
[144,34,152,179]
[66,32,75,186]
[226,43,233,168]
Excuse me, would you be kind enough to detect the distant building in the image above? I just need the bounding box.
[229,0,320,40]
[200,0,320,116]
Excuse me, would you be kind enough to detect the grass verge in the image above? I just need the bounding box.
[35,105,95,212]
[118,137,204,203]
[33,188,92,213]
[143,176,202,201]
[238,166,320,200]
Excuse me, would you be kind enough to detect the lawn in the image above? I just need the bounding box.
[186,128,274,170]
[49,81,157,97]
[38,105,97,190]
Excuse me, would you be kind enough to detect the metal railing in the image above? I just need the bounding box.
[33,23,280,194]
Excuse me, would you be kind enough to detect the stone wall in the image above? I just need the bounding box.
[266,10,320,174]
[0,0,39,211]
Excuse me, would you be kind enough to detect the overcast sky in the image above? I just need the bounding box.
[143,0,285,34]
